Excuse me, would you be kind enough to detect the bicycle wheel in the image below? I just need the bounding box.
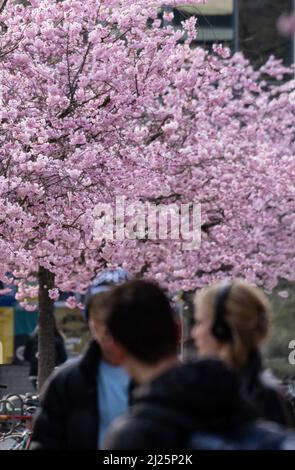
[0,433,22,450]
[0,398,20,414]
[4,394,24,414]
[12,432,31,450]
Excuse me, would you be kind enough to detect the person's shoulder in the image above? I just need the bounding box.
[254,369,285,402]
[103,413,157,450]
[40,357,83,396]
[249,420,295,450]
[256,370,295,427]
[259,369,281,390]
[258,369,288,403]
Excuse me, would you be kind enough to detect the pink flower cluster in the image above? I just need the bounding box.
[0,0,294,304]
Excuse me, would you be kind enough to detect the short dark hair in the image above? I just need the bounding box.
[105,280,179,364]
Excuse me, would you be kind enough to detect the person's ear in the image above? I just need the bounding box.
[88,317,95,336]
[89,317,101,339]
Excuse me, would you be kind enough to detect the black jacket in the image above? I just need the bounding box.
[31,341,132,450]
[104,360,250,450]
[237,351,295,428]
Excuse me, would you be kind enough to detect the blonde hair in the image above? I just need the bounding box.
[195,280,272,370]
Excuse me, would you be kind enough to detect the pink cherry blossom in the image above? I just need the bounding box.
[48,288,60,301]
[0,0,293,304]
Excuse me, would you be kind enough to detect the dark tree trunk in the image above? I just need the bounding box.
[37,266,55,392]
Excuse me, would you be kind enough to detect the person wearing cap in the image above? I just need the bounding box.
[30,268,133,450]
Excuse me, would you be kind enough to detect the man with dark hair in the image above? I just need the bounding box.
[99,280,180,381]
[102,280,295,451]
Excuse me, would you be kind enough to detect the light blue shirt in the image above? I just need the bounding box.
[97,359,130,449]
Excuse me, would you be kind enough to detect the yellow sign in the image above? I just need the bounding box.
[0,307,14,364]
[55,307,91,357]
[177,1,234,15]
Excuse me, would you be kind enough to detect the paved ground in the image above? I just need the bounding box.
[0,436,20,450]
[0,365,34,396]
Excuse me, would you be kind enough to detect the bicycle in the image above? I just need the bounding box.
[0,393,39,450]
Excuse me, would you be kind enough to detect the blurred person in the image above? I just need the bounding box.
[102,280,295,450]
[30,268,133,450]
[24,321,67,390]
[192,280,295,427]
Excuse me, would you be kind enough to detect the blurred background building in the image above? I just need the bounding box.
[161,0,294,67]
[0,282,90,367]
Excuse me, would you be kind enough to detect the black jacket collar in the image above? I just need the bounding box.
[79,339,135,403]
[80,340,102,386]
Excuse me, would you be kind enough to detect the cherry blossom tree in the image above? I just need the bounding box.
[0,0,294,387]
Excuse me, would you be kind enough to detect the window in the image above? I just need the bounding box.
[161,1,294,67]
[161,1,236,50]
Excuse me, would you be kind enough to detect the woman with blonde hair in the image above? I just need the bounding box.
[192,279,294,427]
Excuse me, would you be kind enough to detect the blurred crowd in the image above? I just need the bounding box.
[30,270,295,450]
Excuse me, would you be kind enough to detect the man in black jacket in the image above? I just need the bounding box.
[30,269,132,450]
[31,340,106,449]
